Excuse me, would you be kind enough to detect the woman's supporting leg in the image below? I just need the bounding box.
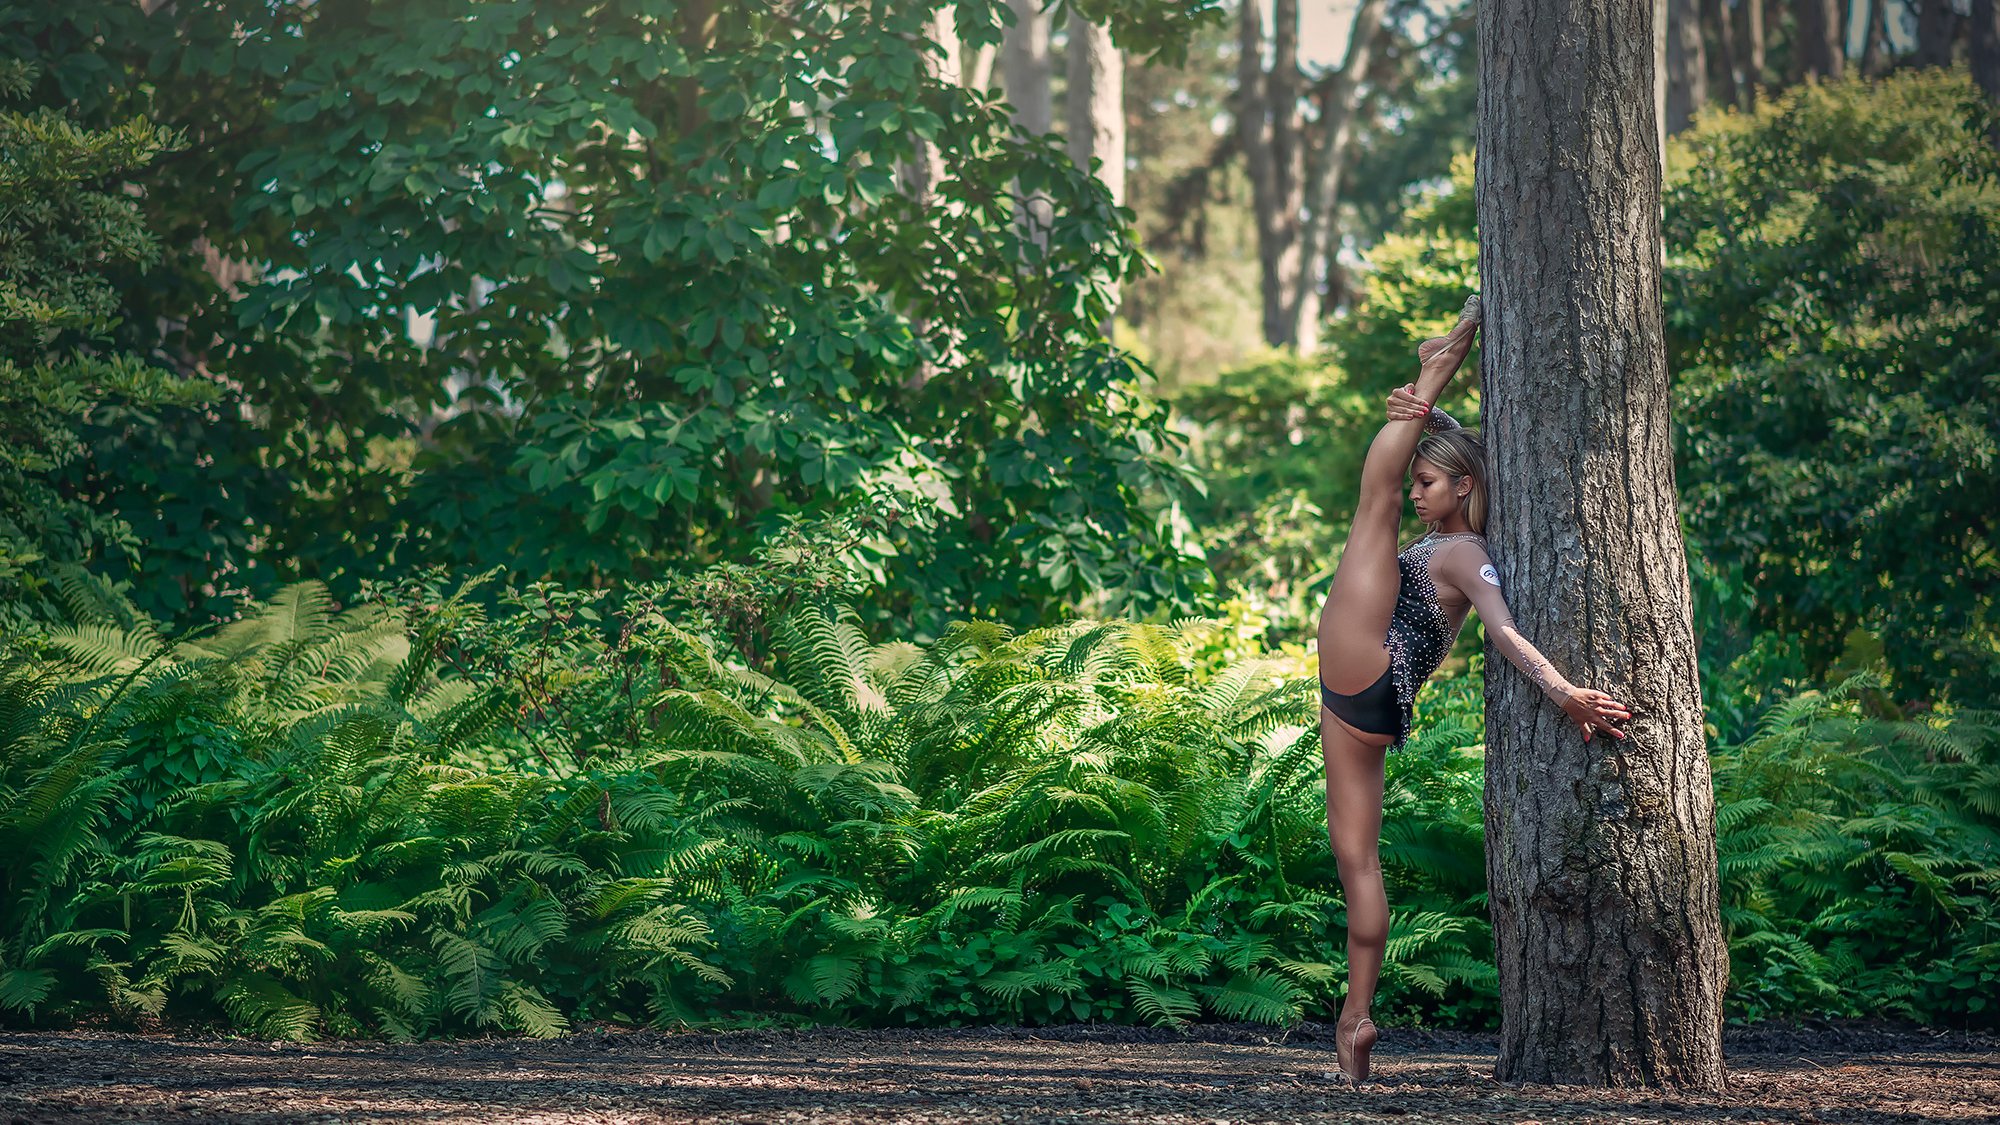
[1322,706,1388,1078]
[1316,314,1481,692]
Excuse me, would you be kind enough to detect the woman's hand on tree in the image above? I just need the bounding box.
[1559,687,1632,742]
[1387,383,1430,422]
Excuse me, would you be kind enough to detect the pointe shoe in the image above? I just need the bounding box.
[1335,1016,1379,1084]
[1416,294,1483,363]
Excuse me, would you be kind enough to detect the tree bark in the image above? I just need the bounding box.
[1004,0,1054,135]
[1666,0,1709,132]
[1794,0,1846,77]
[1294,0,1390,350]
[1066,17,1125,207]
[1976,0,2000,146]
[1238,0,1307,348]
[1703,0,1743,109]
[1065,13,1124,316]
[1859,0,1889,75]
[1475,0,1728,1088]
[1738,0,1766,101]
[1918,0,1961,65]
[902,7,961,391]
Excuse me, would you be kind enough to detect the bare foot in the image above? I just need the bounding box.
[1336,1015,1379,1083]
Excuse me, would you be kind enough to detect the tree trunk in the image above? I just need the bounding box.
[1066,13,1124,317]
[1704,0,1743,109]
[1066,17,1125,207]
[1794,0,1846,77]
[1976,0,2000,145]
[1294,0,1390,351]
[1004,0,1053,134]
[1475,0,1728,1088]
[1739,0,1766,100]
[1003,0,1054,250]
[1666,0,1708,132]
[1859,0,1889,75]
[1918,0,1960,65]
[902,7,961,390]
[1239,0,1307,348]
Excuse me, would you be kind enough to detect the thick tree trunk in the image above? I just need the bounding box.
[1666,0,1709,132]
[1475,0,1728,1089]
[1704,0,1743,109]
[1294,0,1390,351]
[1794,0,1846,77]
[1918,0,1961,65]
[1976,0,2000,145]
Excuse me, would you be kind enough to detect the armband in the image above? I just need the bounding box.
[1424,406,1463,434]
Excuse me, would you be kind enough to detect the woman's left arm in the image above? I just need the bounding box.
[1436,542,1632,741]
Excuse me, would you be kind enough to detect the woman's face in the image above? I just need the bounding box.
[1408,457,1466,525]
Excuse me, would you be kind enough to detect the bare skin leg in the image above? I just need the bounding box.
[1315,312,1480,692]
[1321,708,1387,1081]
[1314,308,1479,1081]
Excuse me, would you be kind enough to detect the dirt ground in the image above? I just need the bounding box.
[2,1022,1995,1124]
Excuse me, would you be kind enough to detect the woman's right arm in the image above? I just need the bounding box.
[1436,543,1632,741]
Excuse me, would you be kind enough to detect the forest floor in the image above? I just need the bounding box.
[2,1021,1995,1124]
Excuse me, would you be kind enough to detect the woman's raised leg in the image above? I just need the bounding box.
[1315,308,1481,692]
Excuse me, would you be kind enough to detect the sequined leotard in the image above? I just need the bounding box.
[1320,531,1483,748]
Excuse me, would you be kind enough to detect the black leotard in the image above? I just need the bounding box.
[1320,531,1481,748]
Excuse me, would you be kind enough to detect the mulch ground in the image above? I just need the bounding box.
[3,1022,1996,1124]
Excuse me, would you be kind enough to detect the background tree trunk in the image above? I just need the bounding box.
[1918,0,1961,65]
[1703,0,1743,109]
[1475,0,1729,1088]
[1293,0,1390,351]
[1976,0,2000,145]
[1667,0,1709,132]
[1004,0,1054,134]
[1859,0,1889,75]
[1003,0,1054,251]
[1794,0,1846,77]
[1238,0,1307,348]
[901,7,961,391]
[1066,17,1125,206]
[1739,0,1766,100]
[1065,14,1125,315]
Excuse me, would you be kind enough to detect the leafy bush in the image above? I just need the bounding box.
[1667,69,2000,706]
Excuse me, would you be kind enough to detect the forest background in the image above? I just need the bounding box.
[2,0,1998,1042]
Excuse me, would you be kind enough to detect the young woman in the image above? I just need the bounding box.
[1315,296,1631,1082]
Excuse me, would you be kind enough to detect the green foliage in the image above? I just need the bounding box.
[0,61,211,623]
[1667,70,2000,706]
[6,0,1210,633]
[0,579,1499,1035]
[1713,677,2000,1023]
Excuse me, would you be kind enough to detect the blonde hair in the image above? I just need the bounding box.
[1414,428,1488,536]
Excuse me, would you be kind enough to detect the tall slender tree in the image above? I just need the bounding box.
[1738,0,1767,100]
[1917,0,1961,65]
[1703,0,1743,109]
[1235,0,1390,348]
[1976,0,2000,145]
[1794,0,1846,77]
[1475,0,1728,1088]
[1666,0,1709,131]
